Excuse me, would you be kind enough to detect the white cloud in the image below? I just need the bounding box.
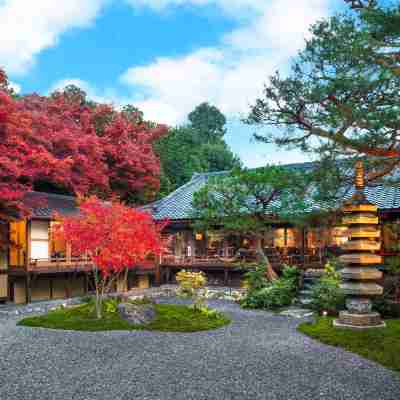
[121,0,334,125]
[0,0,106,75]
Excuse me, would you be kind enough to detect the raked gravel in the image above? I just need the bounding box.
[0,298,399,400]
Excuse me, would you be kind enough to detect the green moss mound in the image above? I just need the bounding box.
[299,317,400,373]
[17,303,231,333]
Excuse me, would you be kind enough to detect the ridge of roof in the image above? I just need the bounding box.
[26,191,76,200]
[191,161,318,180]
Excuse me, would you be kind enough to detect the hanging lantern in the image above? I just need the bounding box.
[195,233,203,241]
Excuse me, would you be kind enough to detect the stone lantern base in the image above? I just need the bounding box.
[334,296,385,329]
[334,311,385,329]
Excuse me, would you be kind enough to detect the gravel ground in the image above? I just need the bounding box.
[0,299,399,400]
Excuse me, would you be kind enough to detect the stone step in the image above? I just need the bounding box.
[298,297,313,306]
[303,282,314,290]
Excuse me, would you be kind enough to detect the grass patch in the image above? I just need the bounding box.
[18,303,231,333]
[298,317,400,373]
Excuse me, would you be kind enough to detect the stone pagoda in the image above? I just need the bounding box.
[334,161,385,329]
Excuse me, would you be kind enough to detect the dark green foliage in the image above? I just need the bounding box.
[193,165,312,233]
[241,266,300,310]
[310,263,345,314]
[246,1,400,190]
[18,303,231,332]
[156,103,240,197]
[188,102,227,140]
[243,264,269,293]
[193,165,312,277]
[298,317,400,373]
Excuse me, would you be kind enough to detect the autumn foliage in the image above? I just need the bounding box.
[55,196,168,317]
[0,68,167,220]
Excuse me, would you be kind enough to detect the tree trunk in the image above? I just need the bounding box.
[93,265,102,319]
[255,237,278,281]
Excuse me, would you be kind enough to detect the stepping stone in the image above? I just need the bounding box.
[279,308,314,318]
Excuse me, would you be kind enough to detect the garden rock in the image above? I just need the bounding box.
[117,302,156,325]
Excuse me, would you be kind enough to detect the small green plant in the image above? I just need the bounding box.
[104,297,120,314]
[176,270,208,310]
[310,262,345,314]
[241,265,300,310]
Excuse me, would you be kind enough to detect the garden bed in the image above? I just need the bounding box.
[298,317,400,373]
[18,302,231,332]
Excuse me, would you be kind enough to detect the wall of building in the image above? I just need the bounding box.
[9,220,27,267]
[0,250,7,299]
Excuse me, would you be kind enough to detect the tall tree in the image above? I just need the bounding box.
[156,104,240,197]
[192,166,312,280]
[188,102,227,141]
[0,69,167,224]
[246,0,400,187]
[56,196,167,318]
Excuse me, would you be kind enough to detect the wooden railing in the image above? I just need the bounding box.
[160,251,326,269]
[28,256,93,272]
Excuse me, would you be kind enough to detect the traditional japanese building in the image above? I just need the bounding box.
[0,192,155,304]
[2,161,400,304]
[146,162,400,286]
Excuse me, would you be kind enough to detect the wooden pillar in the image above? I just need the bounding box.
[155,257,161,286]
[224,268,229,286]
[301,227,306,268]
[284,227,288,248]
[25,272,31,304]
[166,267,171,284]
[49,278,53,299]
[84,273,89,294]
[65,273,71,298]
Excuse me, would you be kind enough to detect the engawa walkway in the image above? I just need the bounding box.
[0,300,399,400]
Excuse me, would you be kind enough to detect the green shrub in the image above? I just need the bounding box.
[310,262,345,314]
[242,264,269,293]
[241,265,300,310]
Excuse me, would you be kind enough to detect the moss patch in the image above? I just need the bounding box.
[298,317,400,373]
[18,303,231,333]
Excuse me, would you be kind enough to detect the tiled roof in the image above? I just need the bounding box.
[146,162,400,221]
[23,191,78,219]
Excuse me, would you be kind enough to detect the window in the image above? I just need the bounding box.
[30,221,49,260]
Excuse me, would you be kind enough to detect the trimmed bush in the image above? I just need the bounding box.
[241,265,300,310]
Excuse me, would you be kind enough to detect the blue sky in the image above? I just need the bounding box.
[1,0,343,167]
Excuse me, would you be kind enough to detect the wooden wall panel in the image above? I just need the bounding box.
[31,279,51,301]
[14,280,26,304]
[0,275,7,298]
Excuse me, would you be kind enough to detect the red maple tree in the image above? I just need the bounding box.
[0,68,167,222]
[55,196,168,318]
